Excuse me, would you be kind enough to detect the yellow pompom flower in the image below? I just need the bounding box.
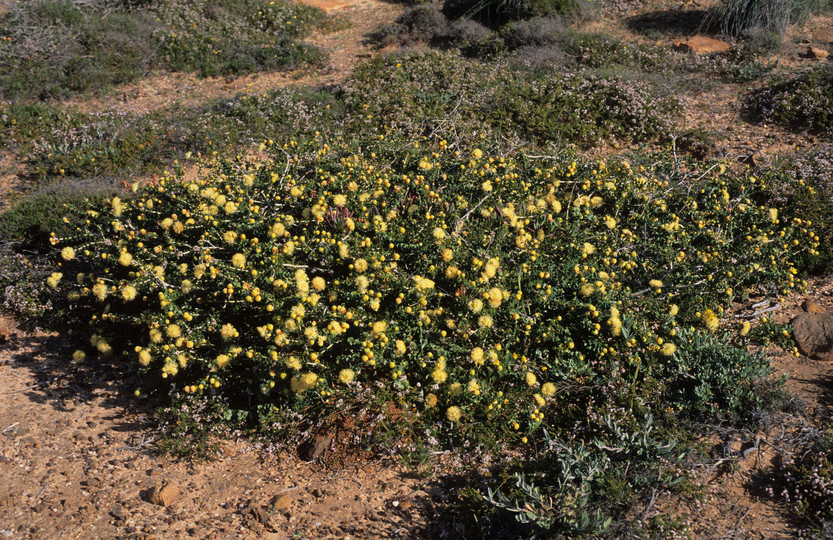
[72,350,86,363]
[660,342,677,356]
[649,279,663,289]
[541,382,556,397]
[467,379,481,394]
[121,285,137,301]
[468,299,484,313]
[395,340,407,355]
[311,276,326,291]
[338,369,355,384]
[166,324,181,339]
[431,369,448,383]
[425,393,438,408]
[333,194,347,206]
[216,354,231,369]
[446,406,463,422]
[441,248,454,262]
[701,309,719,332]
[290,372,318,393]
[353,258,368,273]
[149,328,163,343]
[432,227,446,240]
[92,282,108,301]
[119,252,133,266]
[471,347,485,365]
[372,321,387,337]
[61,247,75,261]
[223,231,237,244]
[449,382,463,396]
[487,287,503,308]
[579,284,595,297]
[472,148,483,160]
[220,323,238,340]
[525,372,538,387]
[231,253,246,269]
[668,304,679,317]
[533,394,546,407]
[478,314,493,329]
[739,320,751,336]
[46,272,63,288]
[138,349,152,366]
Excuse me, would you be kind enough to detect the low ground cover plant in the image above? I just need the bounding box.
[745,65,833,138]
[0,0,330,101]
[5,135,816,533]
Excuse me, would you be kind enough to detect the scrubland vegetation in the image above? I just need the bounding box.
[2,0,833,535]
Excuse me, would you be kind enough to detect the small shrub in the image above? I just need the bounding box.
[744,65,833,137]
[771,427,833,528]
[443,0,592,26]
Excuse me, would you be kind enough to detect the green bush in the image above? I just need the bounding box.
[744,65,833,138]
[0,0,330,101]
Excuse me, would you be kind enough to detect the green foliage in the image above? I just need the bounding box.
[443,0,593,25]
[745,65,833,138]
[702,0,827,36]
[0,0,330,100]
[774,427,833,528]
[659,328,777,422]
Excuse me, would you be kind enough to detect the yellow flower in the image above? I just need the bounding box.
[487,287,503,308]
[231,253,246,269]
[446,406,462,422]
[216,354,231,369]
[649,279,663,289]
[541,382,556,397]
[701,309,719,332]
[470,347,485,365]
[660,342,676,356]
[221,323,238,340]
[119,252,133,266]
[413,276,435,292]
[525,372,538,387]
[138,349,152,366]
[46,272,62,288]
[72,350,86,363]
[579,284,595,297]
[468,299,484,313]
[449,382,463,396]
[739,320,751,336]
[270,222,286,237]
[223,231,237,244]
[224,201,237,214]
[425,393,438,408]
[290,186,303,198]
[472,148,483,160]
[481,180,493,192]
[668,304,679,317]
[445,266,460,279]
[533,393,545,407]
[582,242,596,256]
[478,314,493,329]
[166,324,181,339]
[338,368,355,384]
[431,369,448,383]
[769,208,778,222]
[396,340,407,355]
[181,279,193,293]
[290,372,318,393]
[96,340,112,356]
[441,248,454,262]
[371,321,387,337]
[121,285,137,301]
[193,264,206,279]
[311,276,326,291]
[149,328,163,343]
[92,282,108,301]
[604,216,617,229]
[608,316,622,336]
[61,247,75,261]
[467,379,481,394]
[354,258,368,273]
[333,194,347,206]
[432,227,446,240]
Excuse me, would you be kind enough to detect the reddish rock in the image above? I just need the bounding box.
[805,46,830,60]
[146,481,180,507]
[792,312,833,360]
[802,299,826,314]
[672,36,731,54]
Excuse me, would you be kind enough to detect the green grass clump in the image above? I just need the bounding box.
[702,0,828,37]
[0,0,329,101]
[744,65,833,138]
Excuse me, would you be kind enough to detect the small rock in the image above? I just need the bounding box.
[146,481,180,507]
[298,434,332,461]
[802,300,825,314]
[239,499,270,527]
[271,493,292,515]
[792,312,833,360]
[805,46,830,60]
[672,36,731,54]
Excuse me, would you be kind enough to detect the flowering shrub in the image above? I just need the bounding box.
[45,139,816,449]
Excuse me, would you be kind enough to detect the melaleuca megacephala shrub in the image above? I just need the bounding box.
[44,138,819,449]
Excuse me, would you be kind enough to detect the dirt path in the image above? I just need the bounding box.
[0,327,449,539]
